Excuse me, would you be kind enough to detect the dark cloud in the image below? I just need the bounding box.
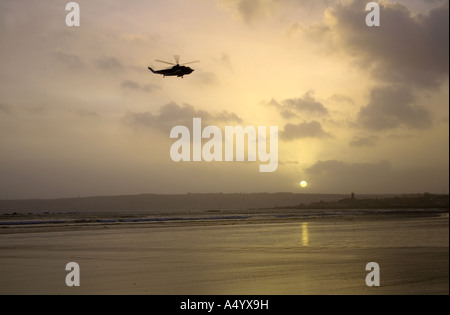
[123,102,243,133]
[349,135,378,147]
[272,92,331,141]
[96,56,124,71]
[387,133,414,140]
[328,94,354,105]
[324,0,449,89]
[284,93,328,115]
[121,80,160,93]
[270,91,329,119]
[280,109,299,119]
[299,1,447,133]
[281,121,331,141]
[357,86,432,131]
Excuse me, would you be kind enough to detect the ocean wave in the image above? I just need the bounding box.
[0,208,446,227]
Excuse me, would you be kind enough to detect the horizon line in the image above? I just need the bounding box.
[1,191,447,202]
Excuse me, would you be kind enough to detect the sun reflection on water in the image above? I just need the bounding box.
[302,222,309,247]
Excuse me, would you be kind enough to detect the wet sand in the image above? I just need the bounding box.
[0,213,448,295]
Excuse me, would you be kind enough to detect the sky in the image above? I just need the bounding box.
[0,0,448,199]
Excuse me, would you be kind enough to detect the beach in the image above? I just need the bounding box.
[0,211,448,295]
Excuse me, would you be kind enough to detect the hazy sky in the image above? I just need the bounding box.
[0,0,448,199]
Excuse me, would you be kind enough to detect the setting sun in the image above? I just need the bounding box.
[300,181,308,188]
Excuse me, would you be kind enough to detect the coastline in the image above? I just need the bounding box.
[0,207,447,235]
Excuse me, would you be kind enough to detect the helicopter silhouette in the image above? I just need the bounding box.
[148,55,199,78]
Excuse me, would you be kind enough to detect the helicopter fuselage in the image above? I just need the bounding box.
[148,65,194,78]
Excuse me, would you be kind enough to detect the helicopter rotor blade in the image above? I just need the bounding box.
[174,55,181,65]
[181,60,200,65]
[156,59,176,66]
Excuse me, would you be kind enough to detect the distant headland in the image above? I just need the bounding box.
[0,193,447,214]
[273,193,449,210]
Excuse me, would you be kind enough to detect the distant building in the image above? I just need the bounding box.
[351,192,355,200]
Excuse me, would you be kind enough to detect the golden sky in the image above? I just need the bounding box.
[0,0,448,198]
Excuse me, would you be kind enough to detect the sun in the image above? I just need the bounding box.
[300,181,308,188]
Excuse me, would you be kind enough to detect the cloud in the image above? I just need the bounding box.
[280,109,299,120]
[96,56,124,72]
[304,159,449,193]
[23,105,47,115]
[328,94,354,105]
[218,0,277,24]
[386,133,414,140]
[119,33,153,42]
[300,1,447,133]
[284,93,328,115]
[313,0,449,89]
[70,108,100,119]
[281,121,331,141]
[306,160,392,191]
[0,103,13,114]
[349,135,378,147]
[232,0,267,24]
[238,0,266,24]
[357,86,432,131]
[220,0,336,25]
[305,159,391,192]
[215,54,233,71]
[123,103,243,133]
[121,80,160,93]
[0,103,52,116]
[121,80,141,90]
[272,92,331,141]
[306,160,392,177]
[194,72,219,86]
[270,91,329,119]
[54,49,85,69]
[278,160,300,166]
[290,22,331,39]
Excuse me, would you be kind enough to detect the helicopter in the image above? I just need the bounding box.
[148,55,199,78]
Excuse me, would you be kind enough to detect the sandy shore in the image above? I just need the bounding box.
[0,212,448,295]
